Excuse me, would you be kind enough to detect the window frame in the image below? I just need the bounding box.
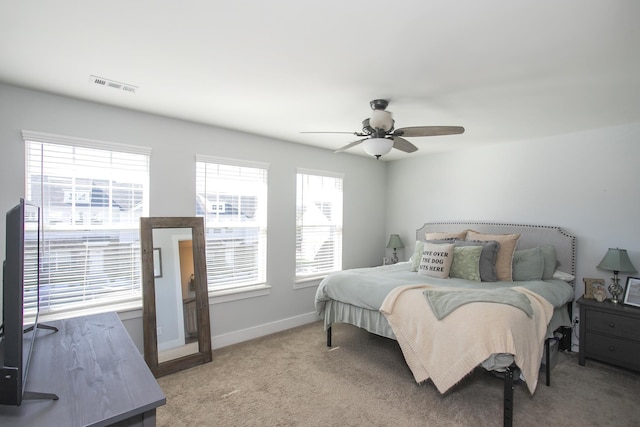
[195,155,269,298]
[295,168,344,285]
[22,130,151,320]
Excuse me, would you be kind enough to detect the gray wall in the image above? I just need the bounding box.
[0,83,388,352]
[4,81,639,354]
[386,122,640,349]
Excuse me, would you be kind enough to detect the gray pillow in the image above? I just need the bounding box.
[512,247,544,281]
[453,239,500,282]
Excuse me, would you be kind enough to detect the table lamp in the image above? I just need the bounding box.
[386,234,404,264]
[597,248,637,303]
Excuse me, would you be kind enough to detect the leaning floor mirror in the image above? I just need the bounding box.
[140,217,212,377]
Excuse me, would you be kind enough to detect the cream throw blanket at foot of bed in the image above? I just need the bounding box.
[379,284,553,394]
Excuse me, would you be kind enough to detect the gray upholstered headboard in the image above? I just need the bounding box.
[416,222,576,280]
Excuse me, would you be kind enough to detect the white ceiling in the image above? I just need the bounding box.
[1,1,639,160]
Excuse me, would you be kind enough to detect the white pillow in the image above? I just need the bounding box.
[552,270,575,281]
[417,243,455,279]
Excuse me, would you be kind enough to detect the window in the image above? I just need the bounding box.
[296,169,343,281]
[195,155,268,292]
[23,131,150,317]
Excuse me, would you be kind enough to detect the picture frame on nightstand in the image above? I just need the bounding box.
[623,276,640,307]
[583,277,605,299]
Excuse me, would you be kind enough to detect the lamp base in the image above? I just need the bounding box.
[608,274,623,304]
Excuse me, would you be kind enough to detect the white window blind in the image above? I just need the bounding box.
[23,132,150,317]
[195,156,268,291]
[296,169,343,280]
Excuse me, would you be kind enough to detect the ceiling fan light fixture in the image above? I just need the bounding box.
[363,138,393,159]
[304,99,464,158]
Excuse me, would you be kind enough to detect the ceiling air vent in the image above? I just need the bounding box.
[89,75,138,94]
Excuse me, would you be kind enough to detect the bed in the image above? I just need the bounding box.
[314,222,576,426]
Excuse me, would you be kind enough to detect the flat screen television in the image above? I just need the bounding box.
[0,198,57,406]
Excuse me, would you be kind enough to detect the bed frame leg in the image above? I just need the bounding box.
[503,364,515,427]
[326,326,332,347]
[545,338,551,387]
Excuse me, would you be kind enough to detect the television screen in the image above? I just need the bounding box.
[0,199,55,406]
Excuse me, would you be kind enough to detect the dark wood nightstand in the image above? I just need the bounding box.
[578,296,640,372]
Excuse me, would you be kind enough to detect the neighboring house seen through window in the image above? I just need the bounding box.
[296,169,343,281]
[195,155,268,293]
[23,131,150,318]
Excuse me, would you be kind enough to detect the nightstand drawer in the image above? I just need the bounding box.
[585,333,640,371]
[586,310,640,341]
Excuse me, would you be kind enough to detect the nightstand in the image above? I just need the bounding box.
[577,296,640,372]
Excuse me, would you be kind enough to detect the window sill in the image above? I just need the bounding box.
[208,283,271,304]
[36,300,143,324]
[33,284,273,324]
[294,275,325,289]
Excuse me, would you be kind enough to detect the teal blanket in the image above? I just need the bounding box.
[423,288,533,320]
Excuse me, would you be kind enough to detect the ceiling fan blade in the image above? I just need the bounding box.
[334,138,367,153]
[300,131,359,135]
[395,126,465,137]
[392,137,418,153]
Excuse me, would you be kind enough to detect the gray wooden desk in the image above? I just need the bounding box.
[0,312,166,426]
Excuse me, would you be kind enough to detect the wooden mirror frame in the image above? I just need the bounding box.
[140,217,212,377]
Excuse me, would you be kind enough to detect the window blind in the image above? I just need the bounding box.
[195,156,268,290]
[24,135,150,316]
[296,170,343,279]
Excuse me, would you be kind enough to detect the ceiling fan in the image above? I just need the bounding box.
[303,99,465,159]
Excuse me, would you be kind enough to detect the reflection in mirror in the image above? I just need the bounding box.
[153,228,198,363]
[141,217,211,377]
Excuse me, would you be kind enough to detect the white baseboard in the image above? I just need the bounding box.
[212,311,320,349]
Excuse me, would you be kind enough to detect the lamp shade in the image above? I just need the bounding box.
[363,138,393,158]
[597,248,637,273]
[386,234,404,249]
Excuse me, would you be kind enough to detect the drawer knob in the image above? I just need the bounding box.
[609,346,615,352]
[608,322,615,328]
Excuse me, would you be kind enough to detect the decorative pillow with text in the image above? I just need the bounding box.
[418,242,455,279]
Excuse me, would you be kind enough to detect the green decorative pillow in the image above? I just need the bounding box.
[454,239,499,282]
[418,243,455,279]
[512,247,544,281]
[539,244,557,280]
[450,246,482,281]
[410,241,425,272]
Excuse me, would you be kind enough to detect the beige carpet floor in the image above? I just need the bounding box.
[156,321,640,427]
